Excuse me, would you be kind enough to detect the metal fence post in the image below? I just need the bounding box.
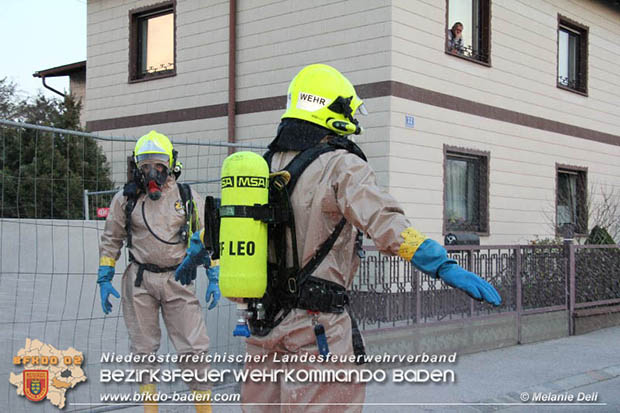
[560,223,575,336]
[569,244,576,335]
[516,246,522,344]
[468,250,474,317]
[415,268,421,325]
[83,189,89,220]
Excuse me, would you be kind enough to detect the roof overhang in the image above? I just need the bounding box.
[33,61,86,78]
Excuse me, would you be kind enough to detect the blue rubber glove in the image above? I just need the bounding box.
[411,239,501,306]
[205,265,221,310]
[175,230,210,286]
[97,265,120,314]
[437,263,502,305]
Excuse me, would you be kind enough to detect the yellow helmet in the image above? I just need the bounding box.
[281,64,367,135]
[134,130,174,167]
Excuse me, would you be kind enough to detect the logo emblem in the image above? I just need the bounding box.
[11,339,87,409]
[296,92,331,112]
[221,176,234,189]
[174,199,185,214]
[23,370,48,402]
[237,176,267,188]
[221,176,267,189]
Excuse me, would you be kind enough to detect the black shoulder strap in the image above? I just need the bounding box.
[326,135,367,162]
[177,183,193,218]
[263,150,275,169]
[177,182,197,238]
[265,137,367,196]
[284,143,341,195]
[265,138,368,293]
[177,182,191,203]
[296,217,347,287]
[122,182,140,248]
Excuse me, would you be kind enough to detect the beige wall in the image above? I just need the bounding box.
[86,0,230,120]
[391,0,620,136]
[235,0,392,101]
[85,0,620,245]
[69,72,87,126]
[86,0,394,183]
[390,97,620,244]
[388,0,620,243]
[69,72,86,107]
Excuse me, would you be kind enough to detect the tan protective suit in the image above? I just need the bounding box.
[242,147,411,412]
[99,174,211,391]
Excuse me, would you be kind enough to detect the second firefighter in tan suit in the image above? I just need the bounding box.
[97,131,219,413]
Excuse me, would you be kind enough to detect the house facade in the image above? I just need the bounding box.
[84,0,620,245]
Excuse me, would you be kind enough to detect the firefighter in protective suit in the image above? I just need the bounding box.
[177,64,501,412]
[97,131,219,413]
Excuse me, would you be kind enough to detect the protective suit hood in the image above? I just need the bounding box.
[268,118,333,152]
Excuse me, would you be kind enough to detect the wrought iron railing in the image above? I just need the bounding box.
[451,45,489,63]
[349,244,620,332]
[141,62,175,77]
[574,245,620,306]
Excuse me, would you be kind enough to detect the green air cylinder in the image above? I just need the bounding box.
[219,151,268,298]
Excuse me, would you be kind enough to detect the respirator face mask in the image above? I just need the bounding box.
[140,163,168,200]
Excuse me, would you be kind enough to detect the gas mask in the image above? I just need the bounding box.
[140,163,169,200]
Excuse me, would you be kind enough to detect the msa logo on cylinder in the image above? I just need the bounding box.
[221,176,267,188]
[221,176,234,189]
[237,176,267,188]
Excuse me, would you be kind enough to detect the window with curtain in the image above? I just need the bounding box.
[446,0,490,63]
[557,168,587,234]
[445,149,489,233]
[557,16,588,94]
[129,2,175,81]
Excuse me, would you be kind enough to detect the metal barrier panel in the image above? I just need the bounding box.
[520,245,567,311]
[0,120,267,412]
[350,246,517,330]
[574,245,620,308]
[350,251,418,330]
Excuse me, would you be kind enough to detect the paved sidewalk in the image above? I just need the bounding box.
[364,325,620,412]
[100,326,620,413]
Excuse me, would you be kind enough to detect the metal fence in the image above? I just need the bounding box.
[0,120,269,412]
[0,119,269,220]
[349,244,620,337]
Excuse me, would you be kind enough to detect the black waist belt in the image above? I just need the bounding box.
[129,252,179,287]
[249,275,365,363]
[296,276,349,313]
[296,277,366,364]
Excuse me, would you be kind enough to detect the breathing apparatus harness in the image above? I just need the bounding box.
[123,152,198,287]
[222,135,367,361]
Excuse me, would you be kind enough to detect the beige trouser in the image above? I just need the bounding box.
[241,310,366,413]
[121,263,211,391]
[242,344,365,413]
